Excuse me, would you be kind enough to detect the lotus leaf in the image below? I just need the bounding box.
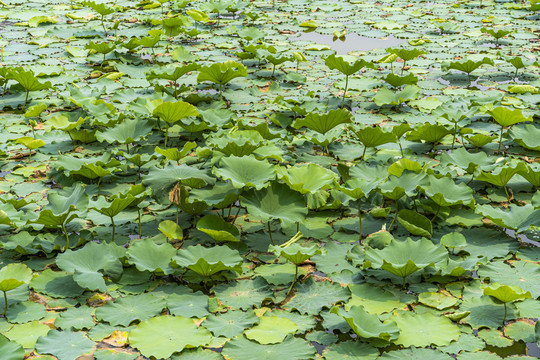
[174,244,243,276]
[127,238,176,275]
[293,108,352,135]
[331,305,399,341]
[196,215,240,242]
[244,316,299,344]
[392,312,460,347]
[213,155,275,190]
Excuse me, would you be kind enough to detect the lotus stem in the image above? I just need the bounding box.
[286,264,299,297]
[402,276,407,288]
[341,75,349,108]
[164,126,169,147]
[110,216,115,242]
[498,126,504,154]
[431,204,440,222]
[232,203,242,224]
[401,61,406,75]
[137,209,142,238]
[389,200,399,230]
[452,123,458,150]
[361,145,367,160]
[503,303,507,325]
[126,143,130,154]
[219,84,223,102]
[62,223,70,251]
[268,221,275,245]
[2,291,6,316]
[399,141,404,158]
[272,64,276,77]
[504,186,510,202]
[176,206,179,225]
[24,90,29,108]
[358,201,363,240]
[101,15,107,36]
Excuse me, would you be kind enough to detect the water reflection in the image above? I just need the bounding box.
[295,32,406,54]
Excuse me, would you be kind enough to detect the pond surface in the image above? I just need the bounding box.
[295,31,406,54]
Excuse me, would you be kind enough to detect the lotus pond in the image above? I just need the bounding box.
[0,0,539,359]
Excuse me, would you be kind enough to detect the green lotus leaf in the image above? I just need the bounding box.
[27,15,58,27]
[127,238,176,274]
[373,85,419,106]
[241,181,308,226]
[397,209,433,238]
[364,238,448,282]
[35,330,95,360]
[54,306,94,330]
[0,264,32,292]
[187,9,210,22]
[203,309,259,338]
[159,220,184,241]
[143,164,214,199]
[56,242,123,292]
[392,312,460,347]
[383,73,418,87]
[128,316,212,359]
[378,172,427,201]
[213,155,275,190]
[475,204,540,233]
[29,269,84,298]
[212,278,272,310]
[510,124,540,151]
[44,114,86,132]
[352,126,397,157]
[439,147,493,174]
[14,136,44,150]
[331,305,399,341]
[96,293,166,326]
[517,163,540,187]
[222,335,315,360]
[293,108,352,135]
[324,54,375,76]
[174,244,243,276]
[196,215,240,242]
[285,278,351,315]
[8,67,52,92]
[90,194,134,219]
[419,176,475,208]
[96,119,153,144]
[406,123,451,144]
[155,141,197,163]
[277,163,336,194]
[478,261,540,298]
[85,40,116,55]
[244,315,299,344]
[197,60,247,86]
[481,27,512,40]
[153,101,199,125]
[488,107,533,127]
[460,296,518,329]
[34,183,88,227]
[161,16,191,37]
[476,161,526,187]
[4,320,50,349]
[386,47,426,62]
[440,232,467,251]
[269,243,322,265]
[190,182,239,209]
[81,0,115,16]
[484,283,532,303]
[442,57,494,75]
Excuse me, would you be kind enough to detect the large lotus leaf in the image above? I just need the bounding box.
[324,54,375,76]
[397,210,433,239]
[475,161,526,187]
[166,292,210,318]
[475,204,540,232]
[418,292,459,310]
[90,194,134,218]
[378,172,427,201]
[158,220,183,241]
[460,296,518,329]
[346,283,402,314]
[15,136,45,150]
[293,108,352,135]
[54,306,94,330]
[127,238,176,275]
[285,278,351,315]
[373,85,419,106]
[196,215,240,242]
[241,182,307,226]
[406,123,451,144]
[190,182,238,209]
[0,264,32,292]
[518,163,540,187]
[510,124,540,151]
[96,293,166,326]
[146,63,199,82]
[153,101,199,125]
[364,238,448,279]
[269,243,322,265]
[96,119,152,144]
[383,73,418,87]
[85,41,116,54]
[392,311,460,347]
[174,244,243,276]
[322,341,378,360]
[478,261,540,298]
[81,0,115,15]
[442,57,494,74]
[484,283,532,303]
[277,163,336,194]
[387,47,426,61]
[222,335,315,360]
[35,183,88,227]
[380,348,453,360]
[212,278,272,310]
[419,176,475,208]
[197,61,247,85]
[0,335,24,360]
[56,242,123,292]
[331,305,399,341]
[29,269,84,298]
[44,114,86,132]
[208,130,264,157]
[35,330,95,360]
[129,316,212,359]
[143,164,214,197]
[4,320,50,349]
[244,316,299,344]
[8,67,52,92]
[213,155,275,190]
[439,147,493,174]
[353,126,397,149]
[488,107,533,127]
[203,309,259,338]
